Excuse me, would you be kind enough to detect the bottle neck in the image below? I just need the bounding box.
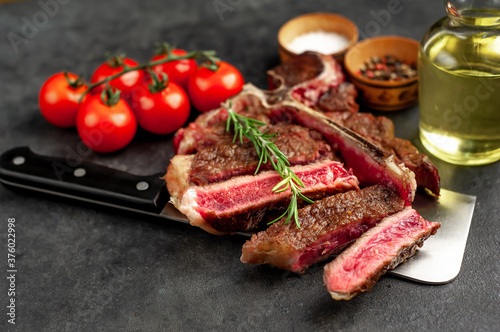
[445,0,500,27]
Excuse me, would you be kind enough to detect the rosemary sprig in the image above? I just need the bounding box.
[225,103,313,228]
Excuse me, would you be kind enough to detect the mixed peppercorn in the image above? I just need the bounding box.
[357,55,417,81]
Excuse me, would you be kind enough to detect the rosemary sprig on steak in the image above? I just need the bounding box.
[225,103,314,228]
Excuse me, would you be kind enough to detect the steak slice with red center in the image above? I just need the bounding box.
[172,160,359,235]
[241,185,405,273]
[166,123,337,201]
[271,106,417,206]
[323,207,440,300]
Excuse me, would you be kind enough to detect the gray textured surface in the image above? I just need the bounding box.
[0,0,499,331]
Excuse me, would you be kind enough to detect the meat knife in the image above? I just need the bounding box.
[0,146,475,284]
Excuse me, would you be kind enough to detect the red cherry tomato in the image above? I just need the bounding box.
[187,61,244,112]
[76,92,137,153]
[151,49,197,91]
[90,57,144,99]
[39,72,88,127]
[132,80,191,135]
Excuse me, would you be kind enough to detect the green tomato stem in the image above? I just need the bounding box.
[78,49,220,103]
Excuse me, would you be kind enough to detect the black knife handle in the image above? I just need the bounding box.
[0,147,169,213]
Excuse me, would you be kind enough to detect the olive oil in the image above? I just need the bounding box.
[418,13,500,165]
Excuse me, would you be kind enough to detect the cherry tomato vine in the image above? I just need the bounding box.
[39,42,244,153]
[78,46,220,103]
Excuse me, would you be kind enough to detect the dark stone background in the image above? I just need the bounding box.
[0,0,499,331]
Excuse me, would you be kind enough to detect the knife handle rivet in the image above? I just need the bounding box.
[73,168,86,177]
[12,156,25,165]
[136,181,149,191]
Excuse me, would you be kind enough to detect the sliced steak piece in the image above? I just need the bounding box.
[190,123,336,185]
[267,52,345,107]
[272,104,417,206]
[317,82,359,114]
[174,93,272,155]
[241,185,405,273]
[323,207,440,300]
[166,123,337,201]
[373,137,440,196]
[267,51,325,89]
[320,114,439,195]
[324,112,395,140]
[171,160,359,235]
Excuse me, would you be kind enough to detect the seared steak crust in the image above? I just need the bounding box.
[174,94,272,155]
[241,185,405,273]
[324,112,395,141]
[190,123,336,185]
[317,82,359,114]
[267,51,325,89]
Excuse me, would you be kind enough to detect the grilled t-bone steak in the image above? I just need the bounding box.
[173,83,417,206]
[323,207,440,300]
[241,185,405,273]
[267,52,440,196]
[166,123,337,200]
[172,161,359,235]
[166,53,441,300]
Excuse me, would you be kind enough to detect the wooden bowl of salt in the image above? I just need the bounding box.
[278,13,359,64]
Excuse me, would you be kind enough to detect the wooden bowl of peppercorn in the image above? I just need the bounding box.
[344,36,419,111]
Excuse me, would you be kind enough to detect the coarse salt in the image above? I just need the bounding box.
[286,30,350,55]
